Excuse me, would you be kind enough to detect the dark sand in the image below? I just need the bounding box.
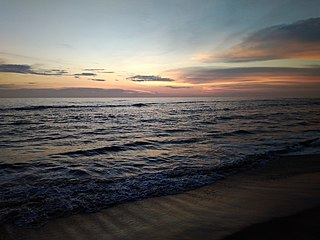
[224,205,320,240]
[1,154,319,240]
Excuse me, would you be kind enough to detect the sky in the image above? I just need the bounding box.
[0,0,320,97]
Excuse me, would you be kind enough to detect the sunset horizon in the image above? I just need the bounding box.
[1,1,320,240]
[1,1,320,98]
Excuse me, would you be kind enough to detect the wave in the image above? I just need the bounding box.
[2,98,319,112]
[229,130,254,135]
[208,130,255,138]
[58,140,154,157]
[1,138,318,227]
[56,138,203,157]
[9,121,40,125]
[2,103,153,111]
[132,103,149,107]
[0,99,255,112]
[1,98,319,227]
[272,137,320,155]
[59,145,125,156]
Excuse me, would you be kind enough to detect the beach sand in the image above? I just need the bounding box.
[1,154,319,240]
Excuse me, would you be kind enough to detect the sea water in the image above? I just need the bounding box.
[0,98,319,226]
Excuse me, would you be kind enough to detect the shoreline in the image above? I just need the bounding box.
[1,154,320,240]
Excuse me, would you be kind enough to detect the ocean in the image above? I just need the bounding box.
[0,97,319,226]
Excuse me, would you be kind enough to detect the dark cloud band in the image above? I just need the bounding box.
[0,64,68,76]
[127,75,174,82]
[168,66,320,84]
[91,78,106,82]
[74,72,97,77]
[202,17,320,62]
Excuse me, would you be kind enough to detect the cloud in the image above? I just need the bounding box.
[0,88,152,98]
[201,17,320,62]
[127,75,174,82]
[100,71,114,74]
[91,78,106,82]
[0,64,33,74]
[0,64,68,76]
[74,72,97,77]
[83,68,105,71]
[44,69,68,75]
[167,66,320,84]
[164,86,191,89]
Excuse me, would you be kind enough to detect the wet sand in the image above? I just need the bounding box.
[1,154,319,240]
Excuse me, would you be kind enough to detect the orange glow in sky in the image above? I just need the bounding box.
[0,1,319,97]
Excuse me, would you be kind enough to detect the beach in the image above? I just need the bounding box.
[1,1,320,239]
[1,154,319,240]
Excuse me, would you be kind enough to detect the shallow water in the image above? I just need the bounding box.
[0,97,319,226]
